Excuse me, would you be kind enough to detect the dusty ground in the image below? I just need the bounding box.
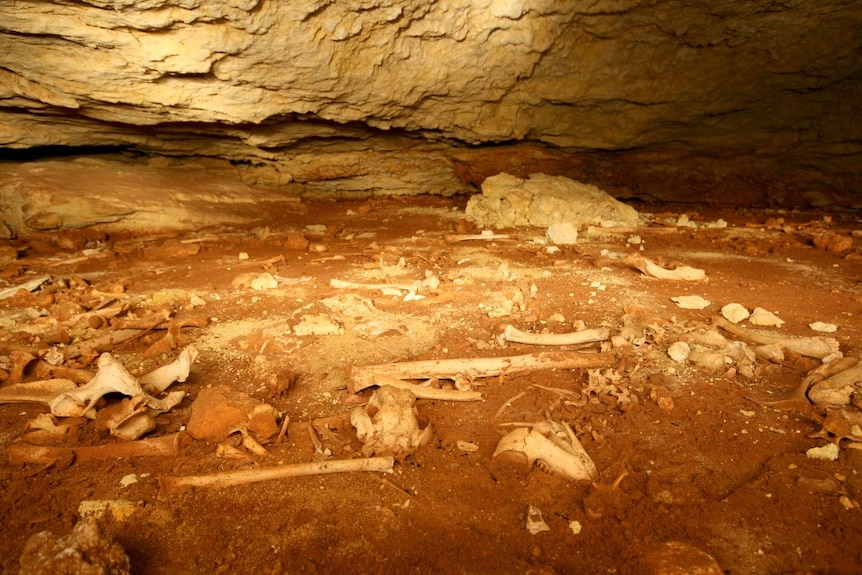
[1,196,861,574]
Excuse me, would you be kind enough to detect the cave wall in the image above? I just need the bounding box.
[1,0,861,230]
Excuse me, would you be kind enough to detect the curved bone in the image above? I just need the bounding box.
[493,421,597,481]
[139,345,199,394]
[502,325,610,346]
[713,316,841,361]
[49,353,142,418]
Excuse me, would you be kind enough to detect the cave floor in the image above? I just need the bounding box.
[1,196,861,574]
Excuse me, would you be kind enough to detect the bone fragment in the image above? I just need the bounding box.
[9,433,183,465]
[62,329,148,360]
[349,351,615,394]
[0,276,50,300]
[445,233,511,242]
[139,345,199,394]
[501,325,610,346]
[157,456,395,498]
[370,375,483,401]
[623,252,706,281]
[807,360,862,408]
[713,316,841,362]
[0,379,77,406]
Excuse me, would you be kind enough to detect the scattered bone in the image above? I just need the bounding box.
[713,317,841,362]
[810,409,862,445]
[330,278,420,292]
[49,353,143,418]
[62,329,149,361]
[457,441,479,453]
[139,345,199,394]
[492,421,597,481]
[351,386,432,461]
[0,275,50,300]
[807,360,862,408]
[5,350,37,384]
[349,351,615,394]
[0,379,76,406]
[371,375,483,401]
[494,390,528,419]
[749,307,784,327]
[445,233,512,242]
[93,395,155,441]
[670,295,711,310]
[501,325,610,346]
[623,252,706,281]
[158,456,395,498]
[9,432,183,465]
[526,505,551,535]
[19,517,130,575]
[806,443,840,461]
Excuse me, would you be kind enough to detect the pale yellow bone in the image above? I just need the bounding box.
[501,325,610,346]
[157,456,395,498]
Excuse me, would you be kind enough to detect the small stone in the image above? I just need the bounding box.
[809,321,838,333]
[547,222,579,245]
[238,252,249,260]
[806,443,840,461]
[667,341,690,363]
[671,295,711,310]
[749,307,784,327]
[720,303,750,323]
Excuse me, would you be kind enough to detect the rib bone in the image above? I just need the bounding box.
[714,316,841,362]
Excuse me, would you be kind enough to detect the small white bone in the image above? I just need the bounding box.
[502,325,610,346]
[157,456,395,498]
[370,375,483,401]
[139,345,199,394]
[624,252,706,281]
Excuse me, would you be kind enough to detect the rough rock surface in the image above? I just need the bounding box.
[465,172,641,230]
[19,518,131,575]
[0,0,860,209]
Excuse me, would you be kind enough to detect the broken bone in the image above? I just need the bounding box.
[493,421,597,481]
[713,316,841,362]
[501,325,610,346]
[0,378,77,406]
[807,359,862,408]
[139,345,199,394]
[351,385,432,461]
[157,456,395,498]
[623,252,706,281]
[349,350,615,394]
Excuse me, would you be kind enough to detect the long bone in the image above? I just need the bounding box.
[9,432,182,465]
[157,456,395,498]
[349,351,615,394]
[713,316,841,362]
[501,325,610,346]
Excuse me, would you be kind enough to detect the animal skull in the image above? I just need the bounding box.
[351,385,432,461]
[492,420,597,481]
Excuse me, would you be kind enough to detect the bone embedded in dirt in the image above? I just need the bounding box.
[492,421,597,481]
[351,385,432,461]
[8,432,183,465]
[157,456,395,498]
[720,302,751,324]
[139,344,199,394]
[623,252,707,282]
[349,351,616,393]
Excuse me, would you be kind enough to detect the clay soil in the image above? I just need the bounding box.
[1,196,861,574]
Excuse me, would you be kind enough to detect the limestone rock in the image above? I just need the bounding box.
[19,518,131,575]
[465,173,640,230]
[186,385,279,442]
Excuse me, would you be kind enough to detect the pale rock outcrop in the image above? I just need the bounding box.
[0,0,860,212]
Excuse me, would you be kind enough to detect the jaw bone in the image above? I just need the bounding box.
[492,421,597,481]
